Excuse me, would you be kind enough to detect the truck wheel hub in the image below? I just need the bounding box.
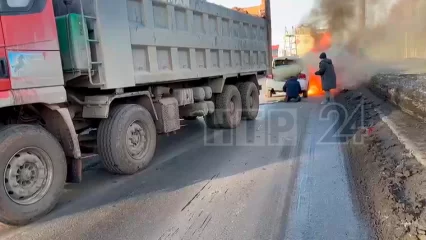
[249,93,254,108]
[126,121,147,159]
[4,148,53,205]
[20,164,35,182]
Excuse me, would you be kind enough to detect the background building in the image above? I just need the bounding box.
[231,0,266,18]
[282,26,331,57]
[271,45,279,58]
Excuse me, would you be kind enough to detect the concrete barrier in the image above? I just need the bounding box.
[369,73,426,121]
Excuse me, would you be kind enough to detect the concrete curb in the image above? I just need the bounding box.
[375,108,426,168]
[367,73,426,168]
[370,73,426,121]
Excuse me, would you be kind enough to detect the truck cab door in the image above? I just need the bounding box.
[0,16,10,91]
[0,0,64,90]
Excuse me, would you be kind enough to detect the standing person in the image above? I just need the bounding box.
[283,76,302,102]
[315,52,337,104]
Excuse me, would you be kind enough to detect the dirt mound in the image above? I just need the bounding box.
[337,89,426,240]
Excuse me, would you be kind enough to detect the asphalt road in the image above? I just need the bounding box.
[0,90,371,240]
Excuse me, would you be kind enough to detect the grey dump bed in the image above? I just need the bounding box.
[54,0,269,89]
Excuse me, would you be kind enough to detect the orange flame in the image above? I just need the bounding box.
[306,31,332,96]
[311,32,332,53]
[308,67,323,96]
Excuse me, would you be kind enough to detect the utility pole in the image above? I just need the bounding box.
[264,0,272,74]
[356,0,366,56]
[359,0,366,31]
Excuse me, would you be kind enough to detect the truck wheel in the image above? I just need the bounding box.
[0,125,66,225]
[216,85,242,129]
[204,95,221,129]
[238,82,259,120]
[303,91,308,98]
[98,104,157,175]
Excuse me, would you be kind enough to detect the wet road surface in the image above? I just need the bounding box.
[0,95,371,240]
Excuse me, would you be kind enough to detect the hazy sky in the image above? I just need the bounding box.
[210,0,315,44]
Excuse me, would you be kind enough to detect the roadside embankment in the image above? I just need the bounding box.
[337,88,426,240]
[369,73,426,121]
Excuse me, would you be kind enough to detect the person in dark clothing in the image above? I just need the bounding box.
[283,76,302,102]
[315,52,337,104]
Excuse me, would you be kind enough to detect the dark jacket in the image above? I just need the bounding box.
[315,58,337,91]
[283,77,302,98]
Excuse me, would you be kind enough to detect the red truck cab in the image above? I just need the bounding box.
[0,0,65,106]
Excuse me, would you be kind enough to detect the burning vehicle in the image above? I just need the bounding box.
[265,56,309,98]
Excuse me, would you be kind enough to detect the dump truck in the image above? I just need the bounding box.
[0,0,270,225]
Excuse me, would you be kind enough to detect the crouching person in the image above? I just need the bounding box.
[283,76,302,102]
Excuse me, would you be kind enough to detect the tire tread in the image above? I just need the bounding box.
[238,81,260,120]
[216,85,242,128]
[98,105,131,174]
[98,104,156,175]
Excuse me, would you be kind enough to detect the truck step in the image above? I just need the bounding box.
[84,15,97,20]
[81,153,98,159]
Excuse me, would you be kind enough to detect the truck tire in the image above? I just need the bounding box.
[204,95,221,129]
[0,125,66,225]
[216,85,242,129]
[98,104,157,175]
[238,82,259,120]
